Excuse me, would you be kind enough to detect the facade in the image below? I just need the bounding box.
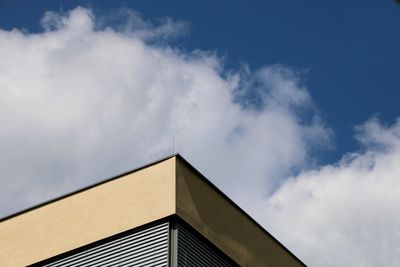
[0,154,306,267]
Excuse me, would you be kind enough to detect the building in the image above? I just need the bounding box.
[0,154,306,266]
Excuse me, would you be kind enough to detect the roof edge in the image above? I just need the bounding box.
[0,153,177,223]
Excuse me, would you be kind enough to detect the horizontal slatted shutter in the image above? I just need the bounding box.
[176,224,234,267]
[40,222,169,267]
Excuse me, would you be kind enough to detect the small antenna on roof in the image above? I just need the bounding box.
[172,136,175,154]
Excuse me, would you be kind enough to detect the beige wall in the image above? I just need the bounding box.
[0,157,176,267]
[175,158,305,267]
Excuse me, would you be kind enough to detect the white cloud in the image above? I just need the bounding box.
[0,7,327,218]
[6,6,400,267]
[260,118,400,266]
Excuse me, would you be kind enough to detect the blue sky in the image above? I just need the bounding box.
[0,1,400,266]
[1,0,399,164]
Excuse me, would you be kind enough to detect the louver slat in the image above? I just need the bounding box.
[177,224,234,267]
[40,222,169,267]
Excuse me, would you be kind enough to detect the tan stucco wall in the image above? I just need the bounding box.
[0,157,176,267]
[175,158,304,267]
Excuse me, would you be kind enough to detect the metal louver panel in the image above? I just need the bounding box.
[176,224,235,267]
[40,222,169,267]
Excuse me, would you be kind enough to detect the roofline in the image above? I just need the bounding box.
[0,153,177,223]
[0,152,307,266]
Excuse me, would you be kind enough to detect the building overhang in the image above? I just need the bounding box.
[0,154,305,267]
